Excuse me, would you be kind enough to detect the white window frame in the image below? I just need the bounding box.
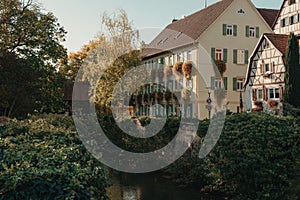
[269,88,280,100]
[215,48,223,61]
[257,88,263,101]
[226,25,233,36]
[237,49,245,65]
[264,63,270,73]
[237,79,244,91]
[249,27,255,37]
[187,50,192,60]
[215,79,222,89]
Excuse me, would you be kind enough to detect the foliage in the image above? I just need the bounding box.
[98,114,179,153]
[163,113,300,199]
[284,32,300,110]
[0,0,68,117]
[0,114,108,199]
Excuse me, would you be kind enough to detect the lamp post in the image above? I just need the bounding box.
[206,90,212,119]
[240,90,244,112]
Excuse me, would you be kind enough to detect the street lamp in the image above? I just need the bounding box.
[206,90,212,119]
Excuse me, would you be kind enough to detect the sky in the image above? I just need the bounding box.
[37,0,283,53]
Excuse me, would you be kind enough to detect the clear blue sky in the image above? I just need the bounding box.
[38,0,283,53]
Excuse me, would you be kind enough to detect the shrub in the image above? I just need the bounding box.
[0,114,108,199]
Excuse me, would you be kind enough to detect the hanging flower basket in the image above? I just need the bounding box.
[173,62,183,80]
[182,61,193,80]
[268,100,278,108]
[254,100,263,107]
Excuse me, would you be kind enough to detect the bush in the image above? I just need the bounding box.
[0,114,108,199]
[164,113,300,199]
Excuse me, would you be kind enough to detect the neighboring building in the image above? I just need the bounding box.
[244,33,288,114]
[137,0,277,119]
[273,0,300,35]
[245,0,300,114]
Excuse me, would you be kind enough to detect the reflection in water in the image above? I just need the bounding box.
[107,172,221,200]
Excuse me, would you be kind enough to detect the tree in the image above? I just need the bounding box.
[284,32,300,112]
[0,0,68,117]
[72,9,141,112]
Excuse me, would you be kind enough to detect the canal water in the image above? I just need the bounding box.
[107,172,221,200]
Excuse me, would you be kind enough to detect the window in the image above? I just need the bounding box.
[269,88,280,100]
[289,0,296,5]
[233,77,245,91]
[211,48,227,62]
[237,80,244,91]
[215,79,222,89]
[223,24,237,36]
[238,50,245,64]
[187,50,192,60]
[249,27,255,37]
[233,49,249,64]
[177,52,182,62]
[216,49,223,60]
[226,25,233,35]
[246,26,259,38]
[281,18,289,27]
[257,88,263,100]
[265,63,270,73]
[290,15,297,25]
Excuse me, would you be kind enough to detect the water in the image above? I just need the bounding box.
[107,172,221,200]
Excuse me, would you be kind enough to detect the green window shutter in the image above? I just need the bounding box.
[246,26,250,37]
[223,77,228,90]
[211,76,215,90]
[233,49,238,64]
[223,48,228,63]
[233,25,237,36]
[233,77,237,91]
[211,48,216,61]
[256,27,260,38]
[245,50,249,64]
[160,57,164,64]
[222,24,227,35]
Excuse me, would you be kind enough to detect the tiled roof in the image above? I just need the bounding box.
[141,0,234,58]
[141,0,278,59]
[257,8,279,28]
[265,33,289,55]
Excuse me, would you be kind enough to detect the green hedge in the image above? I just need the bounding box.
[165,113,300,199]
[0,114,108,200]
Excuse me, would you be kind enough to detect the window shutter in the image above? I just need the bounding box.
[245,50,249,64]
[246,26,250,37]
[223,24,227,35]
[256,27,260,38]
[211,48,216,61]
[252,88,257,101]
[271,62,275,73]
[279,85,284,101]
[233,49,238,64]
[211,76,215,90]
[260,64,264,74]
[264,87,268,100]
[223,77,228,90]
[160,57,164,64]
[223,48,228,63]
[233,25,237,36]
[281,19,284,27]
[233,77,237,91]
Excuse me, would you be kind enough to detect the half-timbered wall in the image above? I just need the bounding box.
[249,37,285,111]
[274,0,300,35]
